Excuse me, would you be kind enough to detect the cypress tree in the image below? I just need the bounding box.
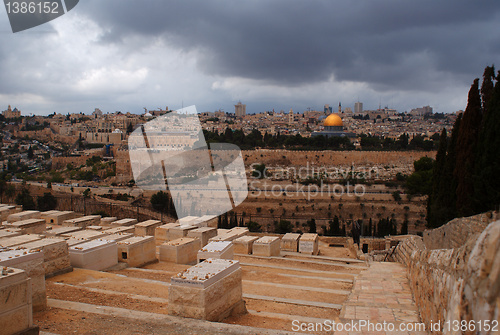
[454,79,482,216]
[428,128,454,227]
[473,68,500,212]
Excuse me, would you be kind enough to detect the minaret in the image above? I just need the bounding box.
[338,102,341,114]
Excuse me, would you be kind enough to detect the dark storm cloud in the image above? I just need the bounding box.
[79,0,500,91]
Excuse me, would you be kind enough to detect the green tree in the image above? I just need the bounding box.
[82,188,91,198]
[428,128,457,228]
[247,221,262,232]
[401,219,409,235]
[15,188,36,210]
[328,215,341,236]
[392,191,402,203]
[151,191,171,212]
[274,220,293,234]
[126,123,134,134]
[0,179,6,202]
[454,78,483,216]
[252,163,267,179]
[27,146,34,159]
[473,66,500,213]
[307,218,316,233]
[37,193,57,211]
[405,157,434,196]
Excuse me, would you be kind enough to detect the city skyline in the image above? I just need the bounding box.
[0,1,499,115]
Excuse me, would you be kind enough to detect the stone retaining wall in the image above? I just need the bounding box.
[423,211,498,250]
[392,218,499,334]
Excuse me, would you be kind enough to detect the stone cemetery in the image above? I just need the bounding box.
[0,204,497,335]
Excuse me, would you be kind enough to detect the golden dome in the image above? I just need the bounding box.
[324,113,343,127]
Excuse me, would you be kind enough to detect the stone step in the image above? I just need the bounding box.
[279,251,367,264]
[240,262,356,279]
[237,254,367,270]
[122,265,354,285]
[51,282,169,303]
[242,280,350,295]
[247,309,336,324]
[243,294,342,310]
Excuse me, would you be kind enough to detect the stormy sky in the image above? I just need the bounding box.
[0,0,499,115]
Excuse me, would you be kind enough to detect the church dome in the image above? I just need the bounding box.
[324,113,343,127]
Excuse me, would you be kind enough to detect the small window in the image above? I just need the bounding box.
[121,252,128,260]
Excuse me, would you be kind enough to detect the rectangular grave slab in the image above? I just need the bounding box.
[197,241,234,263]
[63,215,101,228]
[105,226,135,235]
[0,228,21,239]
[3,218,46,234]
[253,236,280,257]
[100,217,118,225]
[7,210,41,223]
[16,238,71,277]
[281,233,301,252]
[69,239,118,271]
[110,218,138,227]
[0,249,46,312]
[168,259,245,321]
[187,227,217,247]
[159,238,201,264]
[167,225,197,241]
[177,216,200,225]
[0,234,42,248]
[233,236,259,255]
[42,226,82,237]
[117,236,156,267]
[299,233,319,255]
[39,210,60,219]
[63,230,109,247]
[209,227,249,242]
[86,225,109,231]
[195,215,218,228]
[155,223,179,244]
[0,267,35,335]
[135,220,162,237]
[0,206,22,221]
[100,233,134,243]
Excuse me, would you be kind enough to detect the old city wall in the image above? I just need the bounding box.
[241,150,435,167]
[392,214,499,334]
[14,128,77,144]
[112,149,436,180]
[52,151,105,169]
[423,212,498,250]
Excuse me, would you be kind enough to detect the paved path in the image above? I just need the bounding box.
[337,262,428,335]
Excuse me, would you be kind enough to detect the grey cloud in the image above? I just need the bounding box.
[78,0,500,91]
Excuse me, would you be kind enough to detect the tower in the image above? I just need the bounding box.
[339,102,342,114]
[234,101,246,118]
[354,102,363,114]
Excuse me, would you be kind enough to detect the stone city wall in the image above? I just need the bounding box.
[391,216,499,334]
[52,152,104,169]
[112,148,436,180]
[241,149,436,168]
